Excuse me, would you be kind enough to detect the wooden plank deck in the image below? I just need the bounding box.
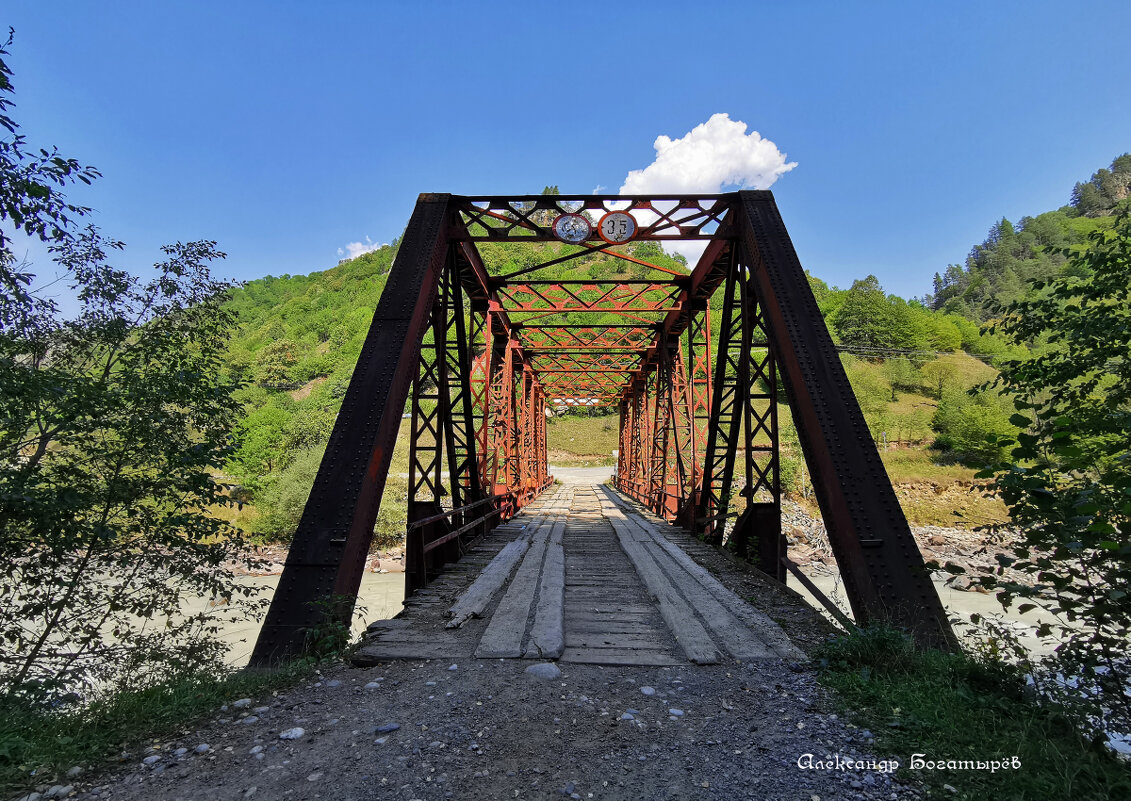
[353,481,802,667]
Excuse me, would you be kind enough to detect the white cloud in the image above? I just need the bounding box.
[617,113,797,264]
[337,236,387,260]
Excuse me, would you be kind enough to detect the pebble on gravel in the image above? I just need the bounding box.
[375,723,401,733]
[668,708,684,716]
[364,681,381,689]
[307,772,323,782]
[525,663,561,680]
[141,755,161,766]
[232,698,252,708]
[374,736,388,745]
[249,746,264,755]
[448,664,458,671]
[640,686,656,696]
[173,748,188,757]
[325,680,341,688]
[240,715,260,725]
[44,787,74,800]
[193,744,210,754]
[279,727,305,740]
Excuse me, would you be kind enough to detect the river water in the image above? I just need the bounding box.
[191,572,405,667]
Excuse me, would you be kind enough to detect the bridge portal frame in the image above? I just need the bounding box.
[249,191,956,667]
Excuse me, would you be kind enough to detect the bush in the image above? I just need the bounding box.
[932,387,1017,465]
[815,626,1131,800]
[254,446,407,549]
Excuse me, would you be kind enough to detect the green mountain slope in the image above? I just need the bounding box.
[220,159,1128,540]
[927,154,1129,320]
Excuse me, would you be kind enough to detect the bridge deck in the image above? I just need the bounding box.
[354,482,802,667]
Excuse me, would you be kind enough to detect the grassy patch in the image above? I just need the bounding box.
[815,627,1131,800]
[546,414,619,460]
[880,447,979,484]
[0,662,315,795]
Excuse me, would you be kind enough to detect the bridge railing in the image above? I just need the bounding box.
[404,476,554,597]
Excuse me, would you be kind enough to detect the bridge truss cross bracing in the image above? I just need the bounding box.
[250,192,956,666]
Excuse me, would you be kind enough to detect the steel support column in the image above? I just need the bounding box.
[250,194,453,666]
[735,190,955,649]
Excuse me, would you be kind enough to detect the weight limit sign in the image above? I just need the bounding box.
[597,211,637,244]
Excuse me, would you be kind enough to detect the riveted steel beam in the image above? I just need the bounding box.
[250,194,453,666]
[734,191,955,649]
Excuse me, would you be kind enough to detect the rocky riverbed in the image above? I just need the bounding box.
[780,500,1027,593]
[227,547,406,578]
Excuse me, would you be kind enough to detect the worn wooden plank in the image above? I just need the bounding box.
[564,632,669,649]
[600,486,803,660]
[475,532,550,658]
[567,622,653,635]
[525,519,566,659]
[365,618,411,631]
[602,501,720,664]
[640,541,775,660]
[564,605,655,616]
[367,630,468,644]
[352,642,472,665]
[446,538,530,628]
[560,647,685,666]
[476,489,573,658]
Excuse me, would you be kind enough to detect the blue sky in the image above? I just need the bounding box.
[5,1,1129,300]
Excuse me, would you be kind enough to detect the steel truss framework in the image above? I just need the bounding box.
[250,192,957,666]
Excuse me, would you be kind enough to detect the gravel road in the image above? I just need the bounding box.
[55,657,921,801]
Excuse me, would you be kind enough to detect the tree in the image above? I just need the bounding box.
[976,204,1131,742]
[255,338,299,387]
[1071,155,1131,217]
[0,35,260,700]
[832,275,892,348]
[930,386,1015,465]
[920,358,960,399]
[882,357,920,401]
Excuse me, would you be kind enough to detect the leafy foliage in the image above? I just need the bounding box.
[931,387,1017,465]
[1072,154,1131,218]
[831,275,926,350]
[975,204,1131,745]
[0,36,261,701]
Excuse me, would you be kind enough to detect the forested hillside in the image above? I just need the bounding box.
[927,154,1129,320]
[220,160,1129,540]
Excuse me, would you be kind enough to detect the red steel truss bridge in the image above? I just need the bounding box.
[250,191,956,666]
